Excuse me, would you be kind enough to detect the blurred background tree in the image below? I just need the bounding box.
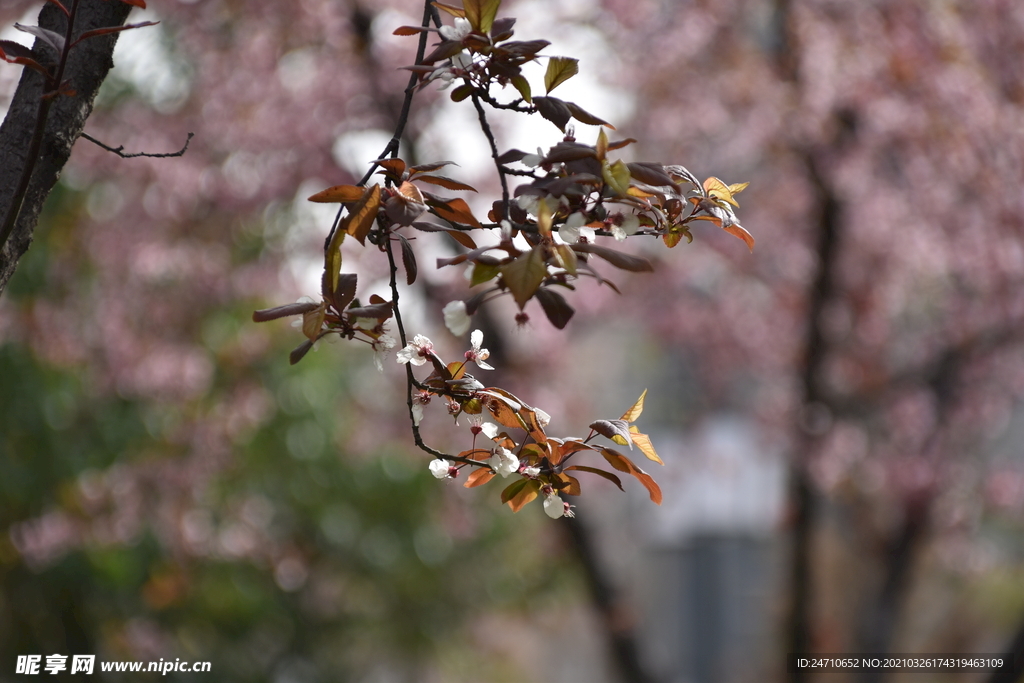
[2,1,1024,682]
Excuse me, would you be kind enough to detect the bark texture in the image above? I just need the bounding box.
[0,0,132,295]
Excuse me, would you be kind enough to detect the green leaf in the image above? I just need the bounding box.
[501,246,547,309]
[510,74,532,103]
[464,0,500,33]
[603,159,632,196]
[450,83,475,102]
[471,262,501,286]
[544,56,578,94]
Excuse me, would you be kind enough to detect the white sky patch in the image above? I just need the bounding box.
[106,9,192,114]
[333,129,395,178]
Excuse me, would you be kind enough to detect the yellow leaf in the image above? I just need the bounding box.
[629,427,663,465]
[703,176,738,207]
[728,181,749,195]
[620,389,647,422]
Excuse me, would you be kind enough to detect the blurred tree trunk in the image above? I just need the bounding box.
[0,0,131,295]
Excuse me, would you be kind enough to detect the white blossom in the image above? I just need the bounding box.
[465,329,493,369]
[488,447,519,478]
[372,333,397,372]
[443,300,471,336]
[439,17,472,41]
[429,459,451,479]
[544,493,566,518]
[523,465,540,478]
[611,213,640,241]
[396,334,434,365]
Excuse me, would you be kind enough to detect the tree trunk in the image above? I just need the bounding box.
[0,0,132,295]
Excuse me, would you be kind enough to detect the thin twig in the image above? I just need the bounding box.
[80,131,193,158]
[471,91,511,222]
[325,0,440,254]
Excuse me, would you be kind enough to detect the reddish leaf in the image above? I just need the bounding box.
[393,25,428,36]
[409,160,458,174]
[533,96,572,131]
[534,288,574,329]
[308,184,365,203]
[601,449,662,504]
[345,184,382,245]
[346,300,393,320]
[446,229,478,250]
[412,174,478,192]
[397,233,418,285]
[464,468,495,488]
[252,301,320,322]
[46,0,69,15]
[374,157,407,179]
[0,41,49,76]
[289,340,314,365]
[426,196,482,228]
[572,242,654,272]
[554,473,582,496]
[120,0,147,7]
[566,101,614,129]
[564,465,624,491]
[590,419,634,449]
[507,479,540,512]
[422,39,465,65]
[500,479,528,504]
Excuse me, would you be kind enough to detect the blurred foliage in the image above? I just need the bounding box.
[0,178,579,682]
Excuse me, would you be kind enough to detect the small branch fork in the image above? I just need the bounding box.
[81,131,193,158]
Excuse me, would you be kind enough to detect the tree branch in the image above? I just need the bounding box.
[0,0,133,296]
[80,130,193,158]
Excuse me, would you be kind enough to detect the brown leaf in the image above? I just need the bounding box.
[533,96,572,131]
[565,465,624,491]
[345,184,382,245]
[465,468,496,488]
[398,234,417,285]
[601,448,662,504]
[507,479,540,512]
[629,427,663,465]
[412,174,478,192]
[571,243,654,273]
[308,184,365,203]
[426,195,483,228]
[252,301,320,322]
[535,288,574,329]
